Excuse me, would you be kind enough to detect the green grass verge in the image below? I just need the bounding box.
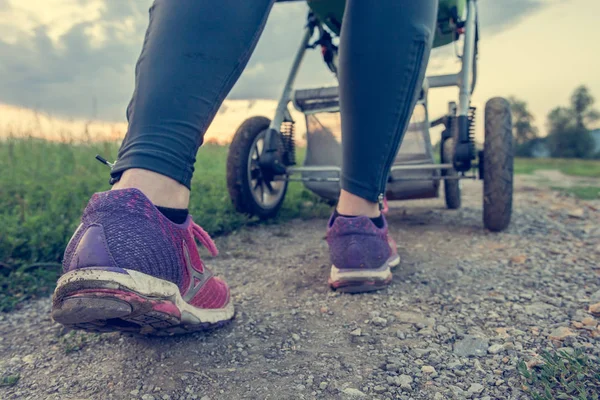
[551,186,600,200]
[514,158,600,178]
[519,348,600,400]
[0,138,331,312]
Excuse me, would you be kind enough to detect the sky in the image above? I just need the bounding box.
[0,0,598,139]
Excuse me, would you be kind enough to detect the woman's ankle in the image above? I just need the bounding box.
[336,189,380,218]
[111,168,190,209]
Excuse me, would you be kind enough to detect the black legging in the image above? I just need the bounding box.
[111,0,438,203]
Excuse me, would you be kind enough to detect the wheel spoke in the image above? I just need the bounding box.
[252,144,261,162]
[259,182,265,204]
[264,179,275,194]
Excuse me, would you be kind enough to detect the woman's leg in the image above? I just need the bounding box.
[327,0,438,292]
[111,0,276,209]
[52,0,276,335]
[337,0,438,216]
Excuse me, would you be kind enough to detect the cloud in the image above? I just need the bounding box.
[478,0,548,36]
[0,0,556,119]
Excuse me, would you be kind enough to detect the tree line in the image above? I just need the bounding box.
[509,85,600,159]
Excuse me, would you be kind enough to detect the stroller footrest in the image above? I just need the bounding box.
[293,86,339,113]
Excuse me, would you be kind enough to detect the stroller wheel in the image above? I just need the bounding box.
[226,116,288,219]
[483,97,513,232]
[442,137,461,210]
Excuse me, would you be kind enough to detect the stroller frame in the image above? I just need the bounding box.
[226,0,515,232]
[263,0,479,182]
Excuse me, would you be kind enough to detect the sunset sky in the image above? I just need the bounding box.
[0,0,598,141]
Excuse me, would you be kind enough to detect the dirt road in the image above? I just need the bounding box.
[1,174,599,400]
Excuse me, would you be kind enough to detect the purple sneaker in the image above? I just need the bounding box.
[51,188,234,335]
[326,214,400,293]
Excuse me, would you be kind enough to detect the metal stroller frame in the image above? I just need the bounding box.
[226,0,514,232]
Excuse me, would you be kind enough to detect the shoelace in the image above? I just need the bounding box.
[189,221,219,257]
[382,197,389,214]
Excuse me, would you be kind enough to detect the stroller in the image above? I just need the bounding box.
[226,0,514,232]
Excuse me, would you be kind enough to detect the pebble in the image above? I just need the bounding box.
[292,334,301,341]
[589,303,600,316]
[342,388,366,397]
[22,355,35,365]
[568,208,585,219]
[421,365,436,375]
[582,317,597,327]
[548,327,577,340]
[372,317,388,327]
[393,311,435,327]
[418,328,434,336]
[467,383,484,394]
[525,302,556,317]
[350,328,362,337]
[373,385,387,393]
[433,393,444,400]
[319,382,328,390]
[389,374,413,390]
[487,344,505,354]
[450,385,466,397]
[453,336,489,357]
[436,325,449,334]
[141,395,155,400]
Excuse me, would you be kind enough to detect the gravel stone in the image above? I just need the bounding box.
[371,317,388,327]
[487,344,505,354]
[453,336,489,357]
[421,365,437,375]
[342,388,366,397]
[468,383,484,394]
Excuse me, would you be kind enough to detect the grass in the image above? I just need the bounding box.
[0,374,20,387]
[60,331,100,354]
[514,157,600,200]
[0,137,331,312]
[518,348,600,400]
[514,157,600,178]
[552,186,600,200]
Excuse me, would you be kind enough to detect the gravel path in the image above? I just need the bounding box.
[1,175,599,400]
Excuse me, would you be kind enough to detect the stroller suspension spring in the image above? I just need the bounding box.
[280,121,296,166]
[468,106,477,156]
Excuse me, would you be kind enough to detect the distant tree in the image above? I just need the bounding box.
[570,85,600,129]
[546,85,598,158]
[508,96,538,146]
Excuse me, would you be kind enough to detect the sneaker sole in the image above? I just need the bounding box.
[329,254,400,293]
[51,268,234,336]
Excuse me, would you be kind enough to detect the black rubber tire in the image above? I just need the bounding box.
[442,137,461,209]
[226,116,288,220]
[483,97,514,232]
